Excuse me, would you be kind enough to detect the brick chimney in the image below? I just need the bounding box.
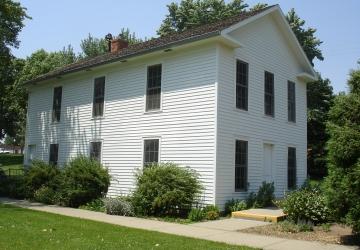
[110,39,128,53]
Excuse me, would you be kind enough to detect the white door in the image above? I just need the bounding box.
[263,144,273,183]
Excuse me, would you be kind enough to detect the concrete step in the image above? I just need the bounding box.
[232,208,286,222]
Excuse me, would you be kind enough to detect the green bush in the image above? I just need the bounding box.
[278,220,313,233]
[224,199,247,215]
[188,208,205,222]
[59,156,110,208]
[0,176,26,199]
[245,182,275,208]
[203,205,220,220]
[104,197,134,216]
[132,163,202,216]
[277,186,330,225]
[33,186,57,204]
[25,160,61,198]
[246,192,257,208]
[79,199,105,212]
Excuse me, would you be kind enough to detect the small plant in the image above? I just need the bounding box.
[33,186,56,204]
[203,205,220,220]
[255,182,275,208]
[246,192,257,208]
[278,220,313,233]
[79,198,105,212]
[188,208,205,222]
[224,199,247,215]
[104,197,134,216]
[321,223,331,232]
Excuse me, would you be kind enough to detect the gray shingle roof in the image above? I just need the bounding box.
[26,5,275,85]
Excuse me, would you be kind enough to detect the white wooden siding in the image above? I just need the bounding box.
[25,43,217,204]
[215,14,307,208]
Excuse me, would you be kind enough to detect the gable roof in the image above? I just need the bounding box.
[26,5,315,85]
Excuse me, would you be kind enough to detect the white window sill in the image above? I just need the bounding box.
[144,110,163,115]
[233,108,249,114]
[91,116,105,121]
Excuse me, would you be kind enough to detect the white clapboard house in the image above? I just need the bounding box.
[24,5,316,208]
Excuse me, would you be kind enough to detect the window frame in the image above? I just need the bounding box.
[145,64,162,113]
[49,143,59,166]
[92,76,106,118]
[264,71,275,117]
[89,140,103,162]
[235,139,248,192]
[142,137,161,167]
[235,60,249,111]
[27,144,36,165]
[287,147,297,189]
[287,81,296,123]
[52,86,62,123]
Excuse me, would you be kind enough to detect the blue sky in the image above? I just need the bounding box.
[14,0,360,93]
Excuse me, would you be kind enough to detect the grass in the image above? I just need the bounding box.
[0,154,24,175]
[0,204,256,250]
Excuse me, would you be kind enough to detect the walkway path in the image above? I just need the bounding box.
[0,198,356,250]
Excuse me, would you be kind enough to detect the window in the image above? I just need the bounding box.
[49,144,59,166]
[146,64,162,111]
[143,139,159,166]
[52,86,62,122]
[264,71,274,116]
[288,81,296,122]
[90,141,102,162]
[93,76,105,117]
[236,60,249,110]
[27,145,36,164]
[288,147,297,189]
[235,140,248,191]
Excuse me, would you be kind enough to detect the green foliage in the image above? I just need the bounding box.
[286,8,323,64]
[0,153,23,166]
[203,205,220,220]
[0,175,26,199]
[307,76,334,178]
[104,197,134,216]
[157,0,248,36]
[245,182,275,208]
[188,208,205,221]
[33,186,57,204]
[132,163,202,216]
[24,160,61,197]
[224,199,247,215]
[324,65,360,233]
[79,198,105,212]
[277,186,330,225]
[59,156,110,207]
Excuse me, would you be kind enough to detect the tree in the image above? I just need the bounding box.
[325,62,360,233]
[157,0,248,36]
[80,28,144,58]
[2,47,77,149]
[307,76,334,178]
[0,0,29,139]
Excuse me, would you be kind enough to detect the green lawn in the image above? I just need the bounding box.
[0,204,257,250]
[0,154,24,175]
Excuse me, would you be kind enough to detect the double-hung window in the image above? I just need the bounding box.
[235,140,248,191]
[288,81,296,122]
[143,139,159,167]
[288,147,297,189]
[93,76,105,117]
[52,86,62,122]
[49,144,59,166]
[146,64,162,111]
[90,141,102,162]
[236,60,249,110]
[264,71,274,117]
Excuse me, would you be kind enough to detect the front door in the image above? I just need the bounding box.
[263,144,273,183]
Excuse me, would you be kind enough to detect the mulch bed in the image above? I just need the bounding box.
[240,223,360,246]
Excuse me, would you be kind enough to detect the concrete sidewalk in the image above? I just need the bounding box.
[0,198,356,250]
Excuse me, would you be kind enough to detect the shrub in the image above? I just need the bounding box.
[132,163,202,216]
[79,199,105,212]
[188,208,205,222]
[246,192,257,208]
[277,186,330,225]
[278,220,313,233]
[203,205,220,220]
[59,156,110,207]
[104,197,134,216]
[245,182,275,208]
[224,199,247,215]
[0,176,26,199]
[25,160,61,198]
[33,186,56,204]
